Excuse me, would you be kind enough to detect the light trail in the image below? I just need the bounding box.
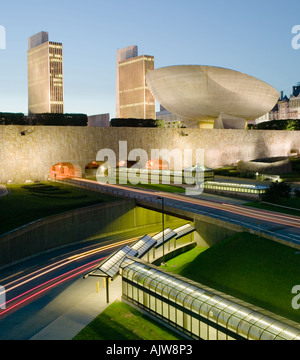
[70,178,300,229]
[67,235,147,261]
[1,236,139,295]
[220,203,300,228]
[1,178,299,319]
[153,191,300,227]
[0,259,101,317]
[0,235,145,316]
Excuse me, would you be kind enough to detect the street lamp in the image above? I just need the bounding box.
[157,197,165,263]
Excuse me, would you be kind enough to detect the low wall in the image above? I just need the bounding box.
[0,126,299,183]
[0,200,184,269]
[237,157,292,175]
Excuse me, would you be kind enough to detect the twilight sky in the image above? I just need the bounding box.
[0,0,300,117]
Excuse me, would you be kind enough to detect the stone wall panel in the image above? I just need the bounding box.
[0,126,299,183]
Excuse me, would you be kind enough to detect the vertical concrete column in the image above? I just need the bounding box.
[194,218,240,248]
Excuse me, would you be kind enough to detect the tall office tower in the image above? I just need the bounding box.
[116,45,138,118]
[116,46,156,119]
[27,31,64,115]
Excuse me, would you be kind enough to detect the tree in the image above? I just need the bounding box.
[262,181,292,202]
[253,119,300,131]
[286,120,298,131]
[110,118,158,127]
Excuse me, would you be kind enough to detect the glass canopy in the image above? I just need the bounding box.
[121,259,300,341]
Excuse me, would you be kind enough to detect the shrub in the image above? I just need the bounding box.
[262,181,292,202]
[110,118,158,127]
[294,189,300,198]
[253,119,300,131]
[0,113,88,126]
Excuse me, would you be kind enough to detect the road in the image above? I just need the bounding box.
[0,236,136,340]
[67,178,300,246]
[0,179,299,339]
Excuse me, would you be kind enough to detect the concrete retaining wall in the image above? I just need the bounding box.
[0,200,184,269]
[0,126,299,183]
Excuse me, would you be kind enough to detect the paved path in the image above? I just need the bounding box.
[29,276,122,340]
[0,275,122,340]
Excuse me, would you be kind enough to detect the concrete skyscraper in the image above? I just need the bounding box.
[116,45,138,118]
[116,46,156,119]
[27,31,64,115]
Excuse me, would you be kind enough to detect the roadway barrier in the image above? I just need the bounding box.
[0,198,185,269]
[62,178,300,250]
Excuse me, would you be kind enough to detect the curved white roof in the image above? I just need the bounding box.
[146,65,279,126]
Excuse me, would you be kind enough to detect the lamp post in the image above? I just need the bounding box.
[157,197,165,263]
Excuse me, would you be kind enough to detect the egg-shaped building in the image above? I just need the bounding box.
[146,65,279,129]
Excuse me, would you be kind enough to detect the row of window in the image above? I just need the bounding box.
[123,289,236,340]
[204,184,266,194]
[121,261,300,341]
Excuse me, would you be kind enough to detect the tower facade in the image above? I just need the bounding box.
[27,32,64,115]
[116,45,138,118]
[116,46,156,119]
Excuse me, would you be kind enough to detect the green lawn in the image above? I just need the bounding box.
[245,197,300,216]
[161,233,300,324]
[73,300,183,341]
[0,182,116,236]
[125,182,186,193]
[73,232,300,340]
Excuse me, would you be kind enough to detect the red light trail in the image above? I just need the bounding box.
[0,237,140,317]
[0,258,104,317]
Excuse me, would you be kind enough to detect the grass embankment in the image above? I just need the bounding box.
[125,182,186,193]
[0,182,116,236]
[73,300,184,340]
[246,198,300,216]
[161,232,300,324]
[73,232,300,340]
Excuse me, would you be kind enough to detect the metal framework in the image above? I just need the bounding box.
[84,223,195,303]
[130,235,157,258]
[153,228,177,249]
[174,224,196,240]
[121,259,300,341]
[83,224,300,340]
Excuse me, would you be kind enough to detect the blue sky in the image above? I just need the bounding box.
[0,0,300,117]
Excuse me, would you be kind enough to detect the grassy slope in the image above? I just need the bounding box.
[0,182,116,235]
[162,233,300,324]
[246,198,300,216]
[73,233,300,340]
[73,300,183,341]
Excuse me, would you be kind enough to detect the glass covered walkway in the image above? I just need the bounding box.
[203,181,268,195]
[121,259,300,341]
